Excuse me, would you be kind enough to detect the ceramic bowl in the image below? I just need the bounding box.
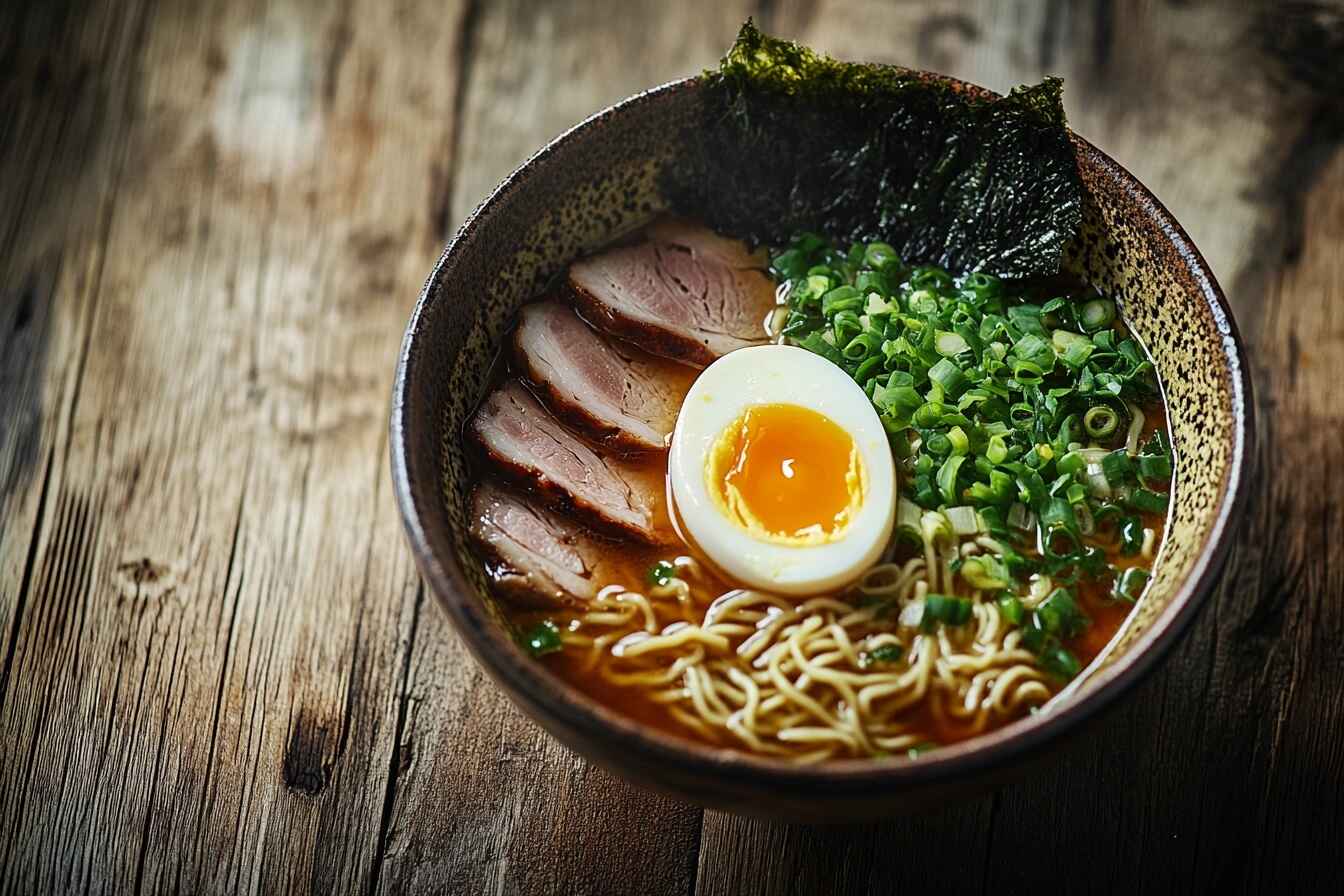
[390,74,1253,819]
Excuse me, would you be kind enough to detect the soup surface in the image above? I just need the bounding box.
[466,218,1171,762]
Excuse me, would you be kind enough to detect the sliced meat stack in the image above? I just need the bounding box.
[567,217,777,366]
[513,300,690,453]
[470,380,672,545]
[469,219,771,608]
[469,481,608,609]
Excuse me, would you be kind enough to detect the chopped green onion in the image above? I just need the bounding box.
[1008,403,1035,429]
[1120,517,1144,555]
[1056,450,1086,476]
[822,285,864,316]
[1137,453,1172,482]
[1008,305,1047,337]
[935,330,971,357]
[1144,428,1171,459]
[962,555,1011,590]
[1039,643,1082,680]
[1127,488,1169,514]
[945,506,981,536]
[897,496,924,540]
[1079,298,1116,331]
[520,620,563,657]
[863,242,900,270]
[1040,497,1079,539]
[986,433,1009,465]
[1007,502,1035,531]
[843,331,883,361]
[921,594,974,631]
[1101,449,1132,482]
[797,329,843,365]
[1035,588,1091,638]
[946,425,970,456]
[912,401,947,428]
[968,469,1016,506]
[1084,406,1120,438]
[766,233,1167,656]
[1112,566,1150,602]
[937,454,965,505]
[997,594,1025,625]
[859,643,904,668]
[1011,360,1045,384]
[647,560,678,588]
[1051,330,1094,369]
[963,271,1001,299]
[928,358,969,398]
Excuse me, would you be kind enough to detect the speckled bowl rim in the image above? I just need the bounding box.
[391,75,1254,794]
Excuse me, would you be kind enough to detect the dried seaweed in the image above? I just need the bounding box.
[663,21,1084,279]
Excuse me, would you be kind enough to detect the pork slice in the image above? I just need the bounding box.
[469,481,608,609]
[513,300,690,453]
[469,380,673,545]
[567,219,778,366]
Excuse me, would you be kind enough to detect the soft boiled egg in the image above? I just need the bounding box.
[669,344,895,595]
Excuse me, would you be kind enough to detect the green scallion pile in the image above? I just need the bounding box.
[770,232,1174,679]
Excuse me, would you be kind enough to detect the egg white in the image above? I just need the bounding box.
[669,345,896,595]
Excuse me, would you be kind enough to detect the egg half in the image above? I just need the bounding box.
[669,345,896,594]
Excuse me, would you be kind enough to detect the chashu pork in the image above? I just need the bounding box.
[468,480,608,608]
[469,380,673,545]
[513,300,691,453]
[566,218,777,366]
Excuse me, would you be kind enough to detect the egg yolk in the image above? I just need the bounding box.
[705,403,865,545]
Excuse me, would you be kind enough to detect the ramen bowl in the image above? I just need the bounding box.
[389,75,1253,819]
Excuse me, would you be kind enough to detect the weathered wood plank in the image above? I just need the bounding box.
[0,0,150,729]
[1242,149,1344,890]
[0,0,465,891]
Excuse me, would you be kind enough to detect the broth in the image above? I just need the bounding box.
[466,219,1172,762]
[503,407,1167,755]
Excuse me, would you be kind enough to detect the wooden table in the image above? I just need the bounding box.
[3,1,1340,892]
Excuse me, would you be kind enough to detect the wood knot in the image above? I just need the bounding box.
[119,557,168,584]
[116,557,179,601]
[282,712,335,796]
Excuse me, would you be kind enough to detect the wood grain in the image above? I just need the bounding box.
[2,1,1341,894]
[1,0,453,891]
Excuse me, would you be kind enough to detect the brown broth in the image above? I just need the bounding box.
[468,231,1171,759]
[493,401,1169,757]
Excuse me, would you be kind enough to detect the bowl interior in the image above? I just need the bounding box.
[394,77,1248,785]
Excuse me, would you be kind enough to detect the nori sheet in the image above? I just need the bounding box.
[663,21,1084,279]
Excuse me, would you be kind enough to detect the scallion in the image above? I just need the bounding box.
[937,454,965,505]
[1035,588,1090,638]
[945,505,981,536]
[1084,405,1120,438]
[1039,643,1082,680]
[647,560,678,588]
[1112,566,1150,602]
[1079,298,1116,331]
[997,594,1025,625]
[921,594,974,631]
[1127,488,1169,514]
[962,555,1011,590]
[520,620,563,657]
[935,330,971,357]
[1137,453,1172,482]
[928,358,969,398]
